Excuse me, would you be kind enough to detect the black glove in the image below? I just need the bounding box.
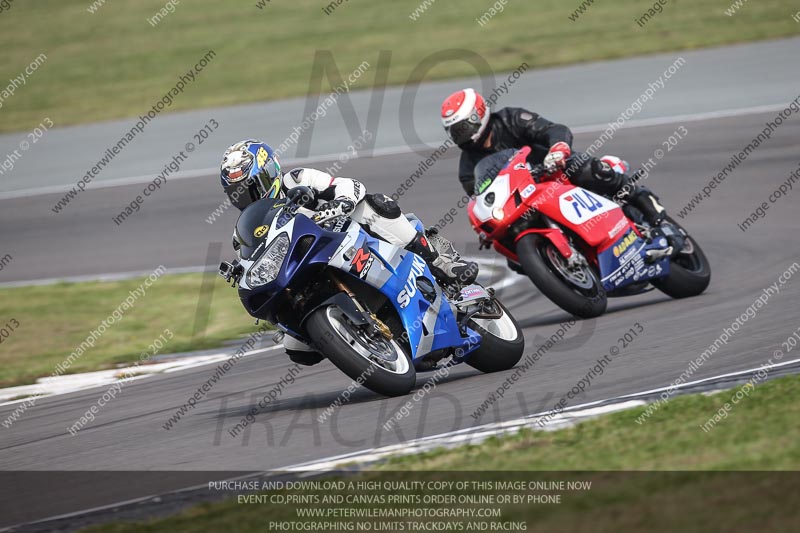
[312,198,356,223]
[286,186,317,210]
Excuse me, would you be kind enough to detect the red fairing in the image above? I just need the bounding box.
[514,228,573,258]
[528,177,633,250]
[467,147,637,258]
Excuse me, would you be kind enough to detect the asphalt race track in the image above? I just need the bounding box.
[1,108,799,525]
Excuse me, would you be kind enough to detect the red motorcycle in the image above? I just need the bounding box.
[467,147,710,318]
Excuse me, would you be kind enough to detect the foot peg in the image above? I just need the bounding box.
[645,247,673,262]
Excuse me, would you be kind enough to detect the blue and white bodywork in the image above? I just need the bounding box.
[226,197,522,395]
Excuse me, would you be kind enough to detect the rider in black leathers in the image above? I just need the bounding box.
[440,88,666,226]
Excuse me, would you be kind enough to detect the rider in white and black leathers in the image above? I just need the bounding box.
[219,140,478,365]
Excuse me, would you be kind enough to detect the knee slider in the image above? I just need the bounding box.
[365,193,401,219]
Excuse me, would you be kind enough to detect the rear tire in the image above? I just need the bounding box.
[465,300,525,373]
[517,234,607,318]
[306,306,416,397]
[652,219,711,298]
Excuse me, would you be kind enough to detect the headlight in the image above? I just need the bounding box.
[248,233,290,287]
[492,207,505,221]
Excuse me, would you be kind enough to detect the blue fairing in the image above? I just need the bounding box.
[281,215,346,277]
[240,214,347,317]
[598,229,671,292]
[343,230,481,362]
[241,207,482,364]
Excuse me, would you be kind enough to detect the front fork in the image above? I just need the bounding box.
[328,271,394,341]
[515,216,588,270]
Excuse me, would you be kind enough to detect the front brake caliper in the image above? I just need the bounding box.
[368,313,393,340]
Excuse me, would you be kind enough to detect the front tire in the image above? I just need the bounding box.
[466,300,525,373]
[306,306,416,397]
[516,234,607,318]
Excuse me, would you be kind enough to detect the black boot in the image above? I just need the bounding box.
[604,167,666,226]
[620,185,667,226]
[630,188,667,226]
[585,158,667,227]
[405,231,479,285]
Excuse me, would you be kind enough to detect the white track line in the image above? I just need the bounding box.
[569,102,789,134]
[0,102,789,201]
[284,357,800,471]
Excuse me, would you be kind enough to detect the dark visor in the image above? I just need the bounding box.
[447,120,480,145]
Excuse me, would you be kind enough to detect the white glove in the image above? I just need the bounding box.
[543,142,571,173]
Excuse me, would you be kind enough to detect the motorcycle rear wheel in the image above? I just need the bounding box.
[652,217,711,298]
[516,234,607,319]
[465,300,525,373]
[307,305,416,397]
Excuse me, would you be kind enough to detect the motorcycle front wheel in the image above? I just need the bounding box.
[516,234,607,319]
[306,305,416,397]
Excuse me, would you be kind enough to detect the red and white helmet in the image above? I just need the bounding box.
[440,88,490,145]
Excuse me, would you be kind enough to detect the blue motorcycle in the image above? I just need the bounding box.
[220,192,524,397]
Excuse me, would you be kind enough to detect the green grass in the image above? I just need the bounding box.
[1,0,798,133]
[0,273,259,387]
[389,376,800,471]
[82,374,800,532]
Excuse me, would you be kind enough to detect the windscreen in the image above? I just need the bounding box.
[234,197,287,259]
[473,149,518,195]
